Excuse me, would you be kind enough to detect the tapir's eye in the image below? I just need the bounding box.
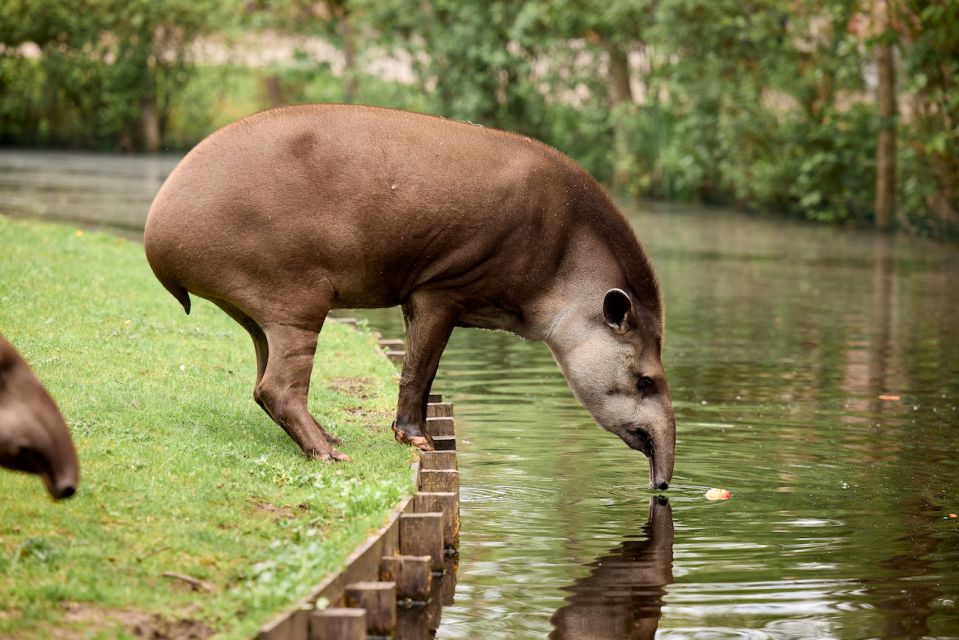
[636,376,655,397]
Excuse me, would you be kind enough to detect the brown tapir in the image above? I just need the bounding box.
[0,334,79,499]
[144,104,675,489]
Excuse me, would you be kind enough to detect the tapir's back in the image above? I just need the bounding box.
[145,104,575,311]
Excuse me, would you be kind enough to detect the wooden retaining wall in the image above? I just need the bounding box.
[257,322,459,640]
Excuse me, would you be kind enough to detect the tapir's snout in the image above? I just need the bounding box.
[625,423,674,492]
[0,335,80,500]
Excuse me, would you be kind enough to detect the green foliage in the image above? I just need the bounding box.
[0,0,231,149]
[0,0,957,236]
[0,217,412,638]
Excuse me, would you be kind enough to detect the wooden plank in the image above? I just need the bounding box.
[309,608,366,640]
[380,555,432,602]
[300,495,411,608]
[344,582,397,636]
[425,416,455,436]
[385,350,405,364]
[257,608,308,640]
[419,451,457,471]
[418,469,459,495]
[414,492,459,548]
[426,403,453,418]
[427,394,443,403]
[377,338,405,349]
[399,512,444,571]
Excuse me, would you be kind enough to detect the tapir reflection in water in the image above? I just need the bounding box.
[550,497,674,639]
[145,104,676,489]
[0,335,79,499]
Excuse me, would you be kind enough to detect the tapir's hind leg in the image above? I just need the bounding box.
[393,295,457,451]
[254,322,349,461]
[214,299,343,450]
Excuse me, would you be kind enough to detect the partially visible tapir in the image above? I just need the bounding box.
[144,104,676,489]
[0,334,79,499]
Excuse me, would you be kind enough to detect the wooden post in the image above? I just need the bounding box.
[258,609,308,640]
[344,582,396,636]
[377,338,405,350]
[428,394,443,403]
[441,554,459,606]
[309,608,366,640]
[399,512,444,571]
[414,492,459,548]
[386,350,405,365]
[431,435,456,451]
[425,417,455,437]
[419,451,457,471]
[426,403,453,418]
[418,469,459,495]
[395,606,430,640]
[380,555,432,602]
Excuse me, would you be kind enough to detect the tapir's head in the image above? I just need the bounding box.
[550,288,675,490]
[0,336,79,500]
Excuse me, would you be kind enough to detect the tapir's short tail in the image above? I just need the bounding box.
[156,273,192,315]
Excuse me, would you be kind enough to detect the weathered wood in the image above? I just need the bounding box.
[418,469,459,495]
[395,606,430,640]
[428,394,443,403]
[414,492,459,548]
[425,416,455,436]
[331,317,359,327]
[431,435,456,451]
[441,554,459,606]
[377,338,405,349]
[426,402,453,418]
[258,608,308,640]
[385,350,405,364]
[300,495,410,609]
[399,512,444,571]
[344,581,397,636]
[309,608,366,640]
[419,450,457,471]
[380,555,432,602]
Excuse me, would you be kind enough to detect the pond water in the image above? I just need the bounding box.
[2,150,957,639]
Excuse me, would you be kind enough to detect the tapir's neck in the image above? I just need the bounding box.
[524,229,622,347]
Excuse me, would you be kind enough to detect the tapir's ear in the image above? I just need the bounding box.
[603,288,633,331]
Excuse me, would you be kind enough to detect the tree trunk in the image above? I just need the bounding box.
[606,42,633,105]
[140,95,160,153]
[874,0,897,231]
[339,12,357,102]
[263,74,285,108]
[606,42,633,190]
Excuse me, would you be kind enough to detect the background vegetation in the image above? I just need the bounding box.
[0,216,412,638]
[0,0,956,238]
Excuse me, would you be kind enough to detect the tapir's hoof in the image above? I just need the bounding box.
[324,432,342,446]
[306,447,351,462]
[391,423,435,451]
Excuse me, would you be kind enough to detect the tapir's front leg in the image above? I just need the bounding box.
[393,295,457,450]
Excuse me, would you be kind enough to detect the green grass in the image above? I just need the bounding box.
[0,216,413,638]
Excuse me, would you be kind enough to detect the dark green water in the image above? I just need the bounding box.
[2,151,957,638]
[362,207,959,639]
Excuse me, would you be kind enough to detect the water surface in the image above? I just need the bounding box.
[2,151,957,639]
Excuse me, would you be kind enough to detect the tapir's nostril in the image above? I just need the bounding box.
[56,484,76,500]
[657,482,669,491]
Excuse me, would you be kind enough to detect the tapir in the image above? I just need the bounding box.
[144,104,675,489]
[0,334,79,499]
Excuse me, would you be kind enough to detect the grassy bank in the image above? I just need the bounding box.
[0,216,412,638]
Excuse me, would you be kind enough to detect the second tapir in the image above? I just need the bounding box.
[144,104,676,489]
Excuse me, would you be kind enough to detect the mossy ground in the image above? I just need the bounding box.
[0,216,413,638]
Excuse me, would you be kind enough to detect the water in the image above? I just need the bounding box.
[2,151,958,638]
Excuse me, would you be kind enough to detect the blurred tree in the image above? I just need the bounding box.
[0,0,226,150]
[874,0,897,230]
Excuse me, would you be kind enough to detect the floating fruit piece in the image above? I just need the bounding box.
[706,488,732,501]
[949,513,958,519]
[878,394,900,401]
